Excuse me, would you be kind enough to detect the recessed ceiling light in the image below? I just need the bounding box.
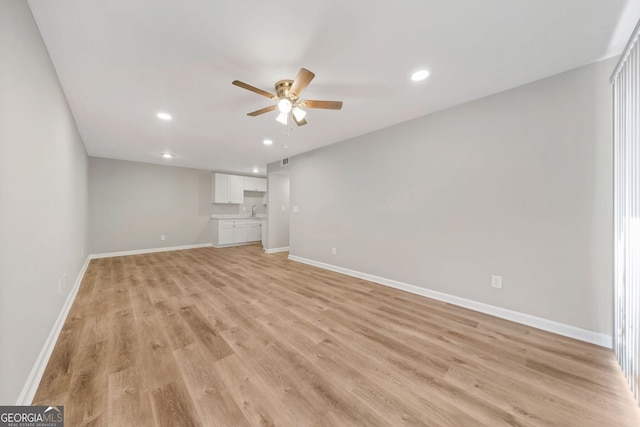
[157,112,172,121]
[263,139,273,145]
[411,70,430,82]
[252,168,259,173]
[162,153,173,159]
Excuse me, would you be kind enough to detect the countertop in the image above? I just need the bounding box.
[210,214,267,220]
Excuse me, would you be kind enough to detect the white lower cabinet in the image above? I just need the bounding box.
[218,222,234,245]
[247,221,261,242]
[233,222,248,243]
[213,219,262,247]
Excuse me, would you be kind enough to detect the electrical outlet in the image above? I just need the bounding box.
[161,235,166,241]
[331,247,337,255]
[491,274,502,289]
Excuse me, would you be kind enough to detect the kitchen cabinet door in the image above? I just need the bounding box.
[227,175,244,203]
[243,177,267,192]
[247,222,261,241]
[212,173,244,204]
[233,222,248,243]
[212,173,228,203]
[218,224,234,245]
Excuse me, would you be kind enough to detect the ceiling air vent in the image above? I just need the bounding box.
[281,157,289,166]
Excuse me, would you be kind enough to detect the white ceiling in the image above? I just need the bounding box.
[28,0,639,176]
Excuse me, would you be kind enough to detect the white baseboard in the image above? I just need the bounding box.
[16,242,213,403]
[15,255,91,405]
[288,255,612,348]
[265,246,290,254]
[212,242,259,249]
[20,247,610,406]
[90,243,213,259]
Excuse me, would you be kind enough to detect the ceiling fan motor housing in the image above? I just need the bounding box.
[275,80,295,100]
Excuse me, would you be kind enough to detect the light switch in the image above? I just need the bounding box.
[292,206,299,213]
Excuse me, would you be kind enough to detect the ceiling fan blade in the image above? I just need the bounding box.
[289,68,315,99]
[300,100,343,110]
[232,80,275,99]
[247,105,277,116]
[292,114,308,126]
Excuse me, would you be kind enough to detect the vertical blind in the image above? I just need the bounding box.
[612,18,640,404]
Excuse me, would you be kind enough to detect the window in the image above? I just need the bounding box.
[612,18,640,404]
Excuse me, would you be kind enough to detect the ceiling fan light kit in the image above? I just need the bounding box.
[276,112,288,125]
[292,106,306,121]
[277,98,292,113]
[232,68,343,126]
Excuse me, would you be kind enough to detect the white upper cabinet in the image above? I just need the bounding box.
[212,173,228,202]
[227,175,244,202]
[243,176,267,192]
[212,173,244,204]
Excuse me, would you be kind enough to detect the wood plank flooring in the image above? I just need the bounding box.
[33,245,640,426]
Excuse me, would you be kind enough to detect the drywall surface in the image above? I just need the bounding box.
[0,1,89,403]
[288,58,615,334]
[89,158,213,254]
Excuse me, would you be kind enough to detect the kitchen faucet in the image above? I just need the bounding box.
[251,204,256,217]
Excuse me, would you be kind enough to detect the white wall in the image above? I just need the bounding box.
[287,57,615,335]
[89,158,214,254]
[0,1,89,404]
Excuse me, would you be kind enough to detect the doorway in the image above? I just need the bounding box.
[265,170,290,253]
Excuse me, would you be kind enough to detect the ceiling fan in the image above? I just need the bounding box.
[232,68,343,126]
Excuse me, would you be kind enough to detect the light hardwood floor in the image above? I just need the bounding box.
[34,245,640,426]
